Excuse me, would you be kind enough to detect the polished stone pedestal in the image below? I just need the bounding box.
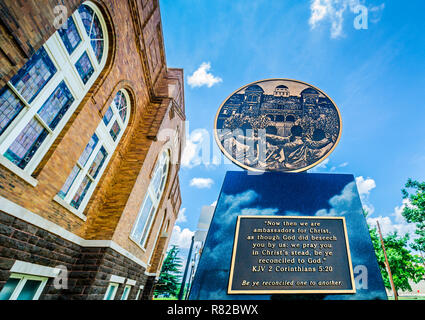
[188,171,387,300]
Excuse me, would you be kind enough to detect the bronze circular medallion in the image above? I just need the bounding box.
[214,79,342,172]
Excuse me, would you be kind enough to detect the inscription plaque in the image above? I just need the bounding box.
[228,216,356,294]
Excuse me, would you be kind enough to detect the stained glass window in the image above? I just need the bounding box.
[58,133,98,199]
[109,121,120,141]
[102,106,113,125]
[58,165,80,199]
[78,4,105,63]
[78,4,95,35]
[78,133,99,166]
[90,13,104,63]
[114,91,127,122]
[4,118,49,169]
[75,52,94,84]
[0,88,25,136]
[9,47,57,104]
[70,175,92,209]
[37,81,74,130]
[90,13,104,40]
[90,40,104,63]
[87,146,107,179]
[102,90,129,144]
[58,16,82,55]
[0,2,109,181]
[57,90,128,214]
[68,146,106,209]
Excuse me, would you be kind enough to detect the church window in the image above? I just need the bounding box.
[55,89,130,218]
[131,150,170,249]
[0,1,109,185]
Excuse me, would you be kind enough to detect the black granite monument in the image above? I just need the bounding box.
[188,79,387,300]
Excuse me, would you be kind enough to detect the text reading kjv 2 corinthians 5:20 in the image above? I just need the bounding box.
[228,216,356,294]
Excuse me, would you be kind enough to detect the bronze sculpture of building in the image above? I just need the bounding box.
[0,0,185,300]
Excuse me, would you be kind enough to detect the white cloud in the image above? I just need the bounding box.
[309,158,330,172]
[355,176,376,214]
[187,62,222,88]
[190,177,214,189]
[366,198,417,245]
[204,190,279,271]
[176,208,187,224]
[330,162,349,172]
[169,225,194,249]
[309,0,350,38]
[315,181,358,217]
[309,159,348,173]
[355,176,376,196]
[367,213,416,238]
[309,0,330,28]
[309,0,385,39]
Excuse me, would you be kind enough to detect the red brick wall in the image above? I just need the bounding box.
[0,0,185,270]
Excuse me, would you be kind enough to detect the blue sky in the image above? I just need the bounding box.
[159,0,425,263]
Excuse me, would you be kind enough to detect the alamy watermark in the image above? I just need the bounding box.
[353,4,368,31]
[53,5,68,30]
[53,265,68,290]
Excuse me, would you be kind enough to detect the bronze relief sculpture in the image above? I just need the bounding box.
[214,79,342,172]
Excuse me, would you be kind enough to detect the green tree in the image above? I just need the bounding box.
[402,179,425,256]
[365,208,425,292]
[368,226,424,292]
[154,245,183,298]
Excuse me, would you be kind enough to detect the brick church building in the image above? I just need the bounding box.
[0,0,185,300]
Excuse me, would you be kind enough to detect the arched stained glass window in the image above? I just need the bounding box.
[0,1,108,185]
[55,89,130,218]
[131,150,170,249]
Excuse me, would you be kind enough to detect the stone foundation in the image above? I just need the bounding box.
[0,211,154,300]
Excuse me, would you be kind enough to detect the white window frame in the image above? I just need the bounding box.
[0,260,61,300]
[134,289,142,300]
[0,1,108,186]
[1,274,48,300]
[120,284,131,300]
[54,89,130,218]
[103,282,119,300]
[130,150,170,250]
[135,285,144,300]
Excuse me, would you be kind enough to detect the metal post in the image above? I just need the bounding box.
[377,221,398,300]
[178,235,194,300]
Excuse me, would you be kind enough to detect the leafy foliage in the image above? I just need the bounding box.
[402,178,425,254]
[365,209,425,292]
[154,245,183,298]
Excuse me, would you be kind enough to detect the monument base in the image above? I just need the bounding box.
[188,171,387,300]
